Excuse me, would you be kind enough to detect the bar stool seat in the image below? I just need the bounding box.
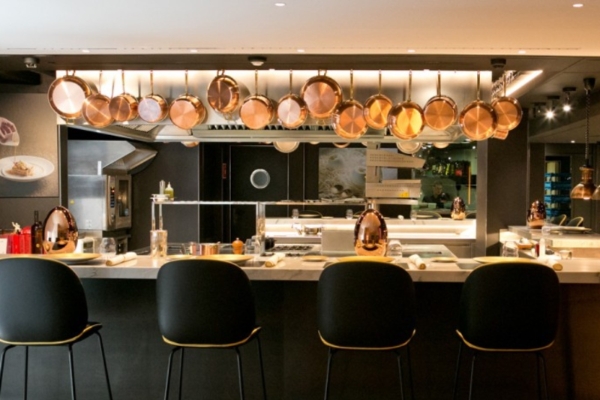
[317,260,417,400]
[0,257,113,400]
[453,261,560,400]
[156,259,267,400]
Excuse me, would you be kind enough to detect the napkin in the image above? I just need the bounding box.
[106,252,137,266]
[265,252,285,268]
[408,254,427,270]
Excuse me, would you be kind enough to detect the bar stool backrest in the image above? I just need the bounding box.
[0,257,88,343]
[458,262,559,350]
[318,261,416,349]
[157,259,256,345]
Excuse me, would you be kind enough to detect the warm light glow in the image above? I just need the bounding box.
[275,2,286,6]
[563,104,572,112]
[505,70,543,97]
[189,49,198,53]
[518,49,526,54]
[297,49,305,53]
[573,3,583,8]
[81,49,90,53]
[571,140,576,143]
[545,110,555,119]
[407,49,416,53]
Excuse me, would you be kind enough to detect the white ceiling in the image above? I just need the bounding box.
[3,0,600,143]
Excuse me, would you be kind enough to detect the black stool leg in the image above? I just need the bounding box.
[453,341,463,400]
[255,334,267,400]
[94,332,113,400]
[324,348,336,400]
[537,352,549,400]
[23,346,28,400]
[68,343,77,400]
[178,348,185,400]
[406,345,414,400]
[0,345,14,397]
[395,349,405,400]
[468,351,477,400]
[235,347,245,400]
[164,347,180,400]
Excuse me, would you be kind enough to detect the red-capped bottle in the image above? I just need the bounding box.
[31,210,43,254]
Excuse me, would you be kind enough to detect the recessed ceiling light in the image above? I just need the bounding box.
[81,49,90,53]
[518,49,526,54]
[407,49,415,53]
[571,140,576,143]
[297,48,305,53]
[190,49,198,53]
[573,3,583,7]
[275,2,286,6]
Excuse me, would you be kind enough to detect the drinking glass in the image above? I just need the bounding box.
[150,230,168,259]
[292,208,299,219]
[501,241,519,258]
[98,237,117,261]
[410,210,418,221]
[345,209,353,219]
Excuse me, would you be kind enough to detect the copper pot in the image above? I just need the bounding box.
[332,70,368,139]
[207,70,240,119]
[138,70,168,123]
[354,206,388,256]
[42,206,78,254]
[423,72,458,131]
[277,70,308,129]
[48,71,93,119]
[109,71,139,122]
[199,243,220,255]
[459,72,497,141]
[388,71,424,140]
[240,70,275,130]
[81,71,113,128]
[300,71,343,120]
[169,70,207,130]
[363,71,393,130]
[491,73,523,132]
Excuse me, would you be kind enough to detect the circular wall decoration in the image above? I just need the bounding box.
[250,169,270,189]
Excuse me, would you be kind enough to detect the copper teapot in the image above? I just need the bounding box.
[42,206,78,253]
[527,200,547,229]
[354,205,388,256]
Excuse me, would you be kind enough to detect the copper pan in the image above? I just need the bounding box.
[300,70,342,120]
[423,71,458,131]
[332,70,367,139]
[388,71,424,140]
[240,70,275,130]
[491,73,523,131]
[459,72,497,141]
[48,70,93,119]
[169,70,207,130]
[363,70,393,130]
[138,71,168,123]
[207,70,240,120]
[109,71,139,122]
[277,70,308,129]
[81,71,113,128]
[492,129,510,140]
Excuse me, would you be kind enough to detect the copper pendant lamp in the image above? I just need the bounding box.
[571,78,596,200]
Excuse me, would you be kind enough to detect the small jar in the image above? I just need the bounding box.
[232,238,244,255]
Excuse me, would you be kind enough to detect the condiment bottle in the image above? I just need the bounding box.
[164,182,174,200]
[232,238,244,254]
[31,210,43,254]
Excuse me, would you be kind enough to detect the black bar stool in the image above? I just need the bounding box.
[453,261,560,400]
[317,261,417,400]
[156,259,267,400]
[0,257,113,400]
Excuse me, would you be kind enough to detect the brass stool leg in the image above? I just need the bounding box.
[163,347,180,400]
[68,344,76,400]
[395,349,405,400]
[0,345,14,397]
[23,346,28,400]
[256,335,267,400]
[178,348,185,400]
[453,342,463,400]
[94,332,113,400]
[235,347,245,400]
[324,348,336,400]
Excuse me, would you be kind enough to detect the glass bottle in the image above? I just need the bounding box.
[31,210,43,254]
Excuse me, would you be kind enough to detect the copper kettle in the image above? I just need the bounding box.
[354,206,388,256]
[42,206,78,253]
[527,200,547,229]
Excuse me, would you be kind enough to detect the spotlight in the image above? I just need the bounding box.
[23,56,39,69]
[562,86,576,112]
[545,95,560,119]
[248,56,267,67]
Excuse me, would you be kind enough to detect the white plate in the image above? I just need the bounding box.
[0,156,55,182]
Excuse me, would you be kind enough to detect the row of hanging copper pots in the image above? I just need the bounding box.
[48,70,522,140]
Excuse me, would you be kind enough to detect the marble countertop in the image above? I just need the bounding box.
[58,255,600,284]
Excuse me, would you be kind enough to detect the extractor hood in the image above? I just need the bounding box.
[67,140,157,175]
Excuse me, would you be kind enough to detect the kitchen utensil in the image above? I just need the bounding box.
[354,206,388,256]
[423,71,458,131]
[388,71,425,140]
[81,71,114,128]
[526,199,546,229]
[300,70,343,120]
[492,73,523,131]
[396,141,422,154]
[277,70,308,129]
[109,70,139,122]
[207,70,240,119]
[42,206,78,254]
[169,70,207,129]
[48,70,93,119]
[332,70,368,139]
[363,70,393,130]
[240,70,275,130]
[138,70,168,123]
[459,71,497,140]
